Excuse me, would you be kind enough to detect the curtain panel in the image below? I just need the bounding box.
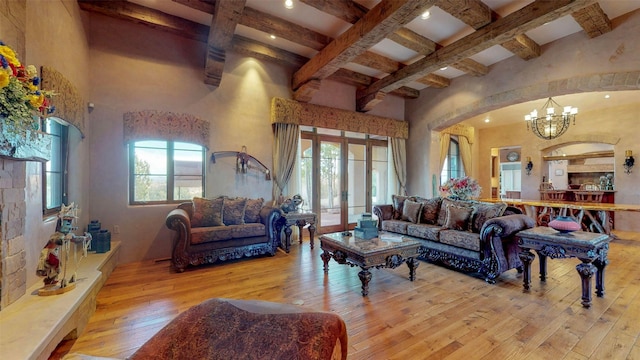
[270,98,408,139]
[123,110,210,149]
[391,138,407,195]
[41,66,85,137]
[272,123,300,201]
[440,123,475,175]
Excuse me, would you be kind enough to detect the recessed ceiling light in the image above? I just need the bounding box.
[484,118,490,123]
[440,66,448,71]
[604,94,610,99]
[284,0,293,9]
[421,10,430,20]
[270,34,277,39]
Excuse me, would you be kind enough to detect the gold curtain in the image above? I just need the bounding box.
[440,123,475,175]
[270,97,408,139]
[123,110,210,149]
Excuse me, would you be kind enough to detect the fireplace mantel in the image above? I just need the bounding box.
[0,126,52,162]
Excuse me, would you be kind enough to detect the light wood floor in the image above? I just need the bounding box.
[52,231,640,359]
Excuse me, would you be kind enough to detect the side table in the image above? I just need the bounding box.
[516,226,610,308]
[279,211,317,253]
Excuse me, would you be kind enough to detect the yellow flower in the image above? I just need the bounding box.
[0,69,9,88]
[29,93,45,108]
[0,45,21,67]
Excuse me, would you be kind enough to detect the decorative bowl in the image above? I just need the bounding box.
[548,216,580,233]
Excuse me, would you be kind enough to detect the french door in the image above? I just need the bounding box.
[300,130,388,234]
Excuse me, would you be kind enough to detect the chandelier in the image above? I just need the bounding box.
[524,97,578,140]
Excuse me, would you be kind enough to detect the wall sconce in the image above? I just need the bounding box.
[525,156,533,176]
[624,150,635,174]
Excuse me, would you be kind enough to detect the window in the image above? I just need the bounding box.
[441,137,465,184]
[129,140,205,204]
[43,118,68,215]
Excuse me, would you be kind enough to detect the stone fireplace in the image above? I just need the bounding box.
[0,159,28,309]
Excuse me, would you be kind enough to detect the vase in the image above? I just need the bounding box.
[548,216,580,233]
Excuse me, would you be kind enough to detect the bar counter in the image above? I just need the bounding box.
[480,198,640,236]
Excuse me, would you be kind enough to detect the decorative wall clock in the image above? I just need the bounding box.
[507,151,519,162]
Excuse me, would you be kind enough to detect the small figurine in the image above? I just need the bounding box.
[36,238,62,285]
[280,194,304,213]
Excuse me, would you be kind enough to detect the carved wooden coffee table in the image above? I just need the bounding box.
[516,226,610,308]
[320,232,422,297]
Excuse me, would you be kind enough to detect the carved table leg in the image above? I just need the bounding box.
[296,220,306,244]
[519,249,535,291]
[406,257,419,281]
[576,260,597,308]
[321,250,331,273]
[594,257,608,297]
[308,223,316,250]
[284,225,292,253]
[358,268,372,297]
[535,251,547,281]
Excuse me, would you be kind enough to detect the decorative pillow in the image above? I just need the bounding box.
[244,198,264,224]
[443,204,474,231]
[392,195,414,220]
[471,202,508,233]
[415,197,442,225]
[223,197,247,225]
[191,197,224,227]
[401,200,423,223]
[437,198,473,226]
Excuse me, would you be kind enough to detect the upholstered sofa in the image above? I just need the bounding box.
[63,298,348,360]
[373,195,536,283]
[166,197,282,272]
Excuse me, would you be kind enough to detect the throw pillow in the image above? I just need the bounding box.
[443,204,474,231]
[471,202,508,233]
[244,198,264,224]
[191,197,224,227]
[437,198,473,226]
[401,199,423,223]
[415,197,442,225]
[392,195,414,220]
[223,197,247,225]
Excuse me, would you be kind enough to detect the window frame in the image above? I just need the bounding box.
[128,140,206,205]
[42,118,69,217]
[441,137,465,184]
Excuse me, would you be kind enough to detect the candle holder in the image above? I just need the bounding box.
[525,156,533,176]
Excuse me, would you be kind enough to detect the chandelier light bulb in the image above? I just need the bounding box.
[547,107,554,115]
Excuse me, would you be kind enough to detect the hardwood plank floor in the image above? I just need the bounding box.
[51,231,640,359]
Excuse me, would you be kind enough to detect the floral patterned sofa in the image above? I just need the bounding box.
[373,195,535,283]
[166,197,282,272]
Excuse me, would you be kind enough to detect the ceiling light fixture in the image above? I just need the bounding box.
[605,94,610,99]
[484,118,490,123]
[421,10,431,20]
[524,97,578,140]
[440,66,448,71]
[284,0,294,9]
[270,34,277,39]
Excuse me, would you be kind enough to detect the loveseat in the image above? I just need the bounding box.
[373,195,535,283]
[166,197,282,272]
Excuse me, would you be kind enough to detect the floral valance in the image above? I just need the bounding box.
[41,66,85,137]
[270,97,408,139]
[123,110,210,149]
[440,123,474,144]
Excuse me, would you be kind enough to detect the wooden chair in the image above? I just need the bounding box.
[574,191,604,203]
[539,182,554,191]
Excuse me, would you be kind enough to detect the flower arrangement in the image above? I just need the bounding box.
[0,41,55,134]
[440,176,482,200]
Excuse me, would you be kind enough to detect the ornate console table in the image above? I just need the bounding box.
[279,211,317,253]
[516,227,610,308]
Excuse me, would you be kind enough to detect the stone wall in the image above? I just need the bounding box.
[0,159,28,309]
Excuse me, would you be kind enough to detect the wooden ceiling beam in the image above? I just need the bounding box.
[78,0,208,42]
[204,0,246,87]
[435,0,493,29]
[571,2,612,38]
[299,0,368,24]
[386,27,437,55]
[292,0,436,91]
[451,58,488,76]
[329,69,419,99]
[501,34,541,60]
[359,0,594,105]
[416,73,450,88]
[231,35,308,68]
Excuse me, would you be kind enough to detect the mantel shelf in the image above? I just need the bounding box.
[0,125,52,162]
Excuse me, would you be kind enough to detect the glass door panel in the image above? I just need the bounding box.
[300,138,313,211]
[320,140,343,232]
[348,143,366,225]
[371,145,388,206]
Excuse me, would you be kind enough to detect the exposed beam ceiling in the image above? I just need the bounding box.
[77,0,628,113]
